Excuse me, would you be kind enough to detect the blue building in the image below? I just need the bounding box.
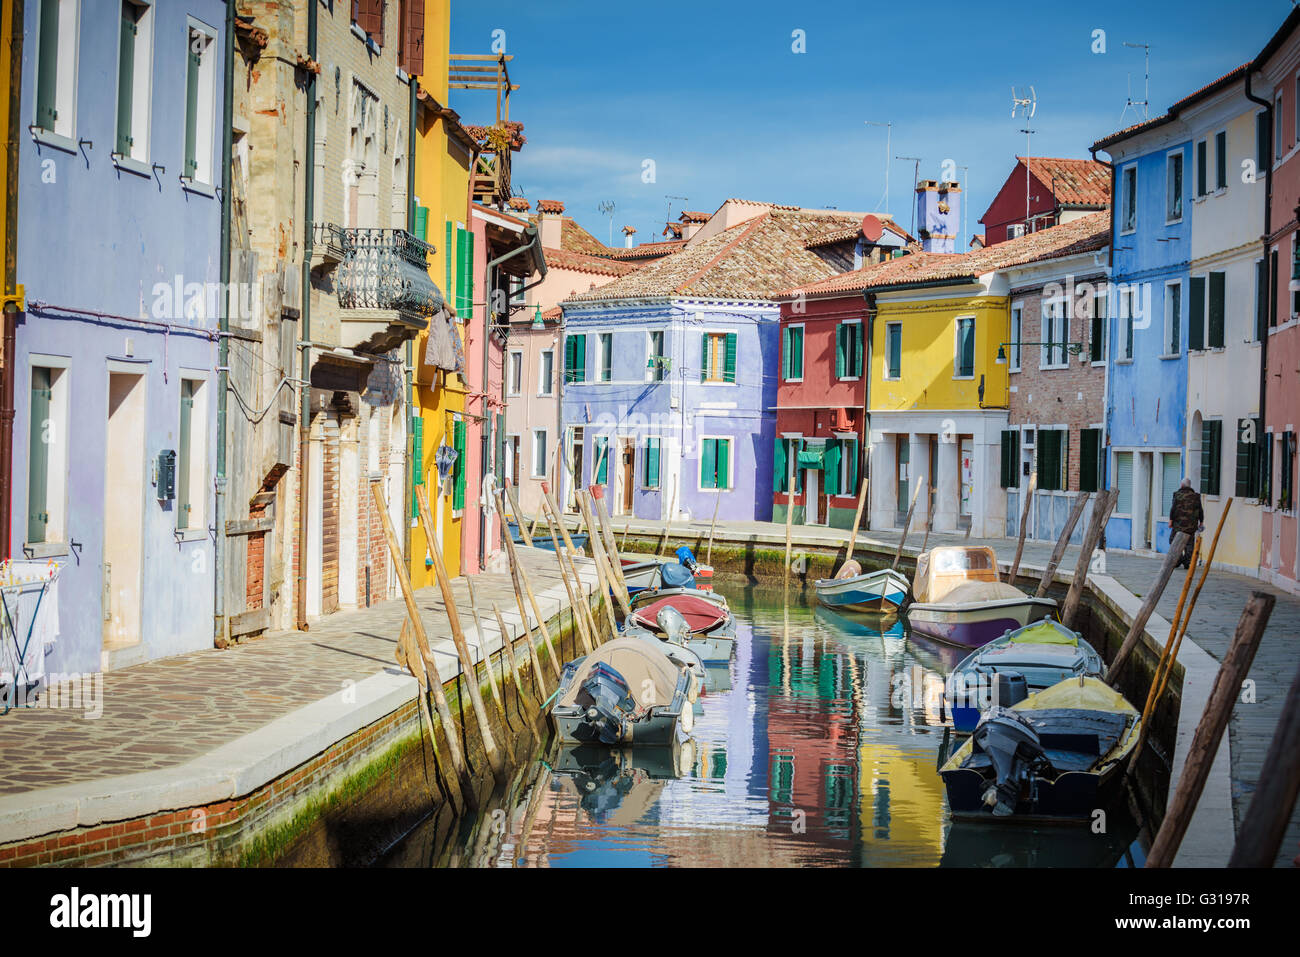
[1093,122,1193,553]
[12,0,227,674]
[558,208,860,524]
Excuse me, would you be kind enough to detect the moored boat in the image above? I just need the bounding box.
[945,618,1105,734]
[905,546,1055,648]
[551,637,699,746]
[507,520,588,553]
[813,559,910,613]
[939,676,1140,822]
[623,593,736,665]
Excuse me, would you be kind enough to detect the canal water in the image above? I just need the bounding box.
[384,586,1144,868]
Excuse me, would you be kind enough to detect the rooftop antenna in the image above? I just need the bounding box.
[597,199,616,246]
[895,155,922,238]
[958,164,970,250]
[1121,42,1151,123]
[665,194,688,228]
[865,120,892,216]
[1012,86,1037,227]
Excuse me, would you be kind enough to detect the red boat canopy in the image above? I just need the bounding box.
[630,595,727,634]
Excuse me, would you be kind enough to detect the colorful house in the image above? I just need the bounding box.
[0,0,20,563]
[13,0,227,672]
[979,157,1111,245]
[558,208,863,523]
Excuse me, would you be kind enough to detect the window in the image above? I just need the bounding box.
[1207,272,1225,348]
[1120,286,1136,360]
[1196,139,1208,198]
[782,325,804,381]
[1080,428,1104,492]
[1164,280,1181,355]
[1041,298,1068,368]
[1236,416,1263,499]
[701,331,737,383]
[115,1,152,163]
[1215,130,1228,191]
[26,362,70,544]
[999,430,1020,489]
[1009,305,1022,371]
[1201,420,1222,496]
[34,0,79,139]
[503,435,520,486]
[1277,96,1285,160]
[184,20,217,184]
[836,321,863,378]
[396,0,424,75]
[1008,223,1026,239]
[538,349,553,395]
[531,429,548,478]
[1166,150,1183,223]
[1036,428,1066,491]
[352,0,385,46]
[1089,288,1107,362]
[647,330,666,382]
[643,437,661,489]
[885,322,902,379]
[699,437,732,490]
[507,351,522,395]
[954,316,975,378]
[1121,165,1137,233]
[176,378,207,530]
[1161,452,1182,517]
[598,332,612,382]
[563,333,586,383]
[1115,451,1133,514]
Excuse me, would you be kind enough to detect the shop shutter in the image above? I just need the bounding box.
[1208,272,1225,348]
[824,440,841,496]
[724,332,737,383]
[1116,452,1133,514]
[1161,452,1182,516]
[1188,276,1205,351]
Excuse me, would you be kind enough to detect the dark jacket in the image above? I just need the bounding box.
[1169,486,1204,533]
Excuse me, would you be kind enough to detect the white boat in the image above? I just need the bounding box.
[905,546,1056,648]
[813,559,910,612]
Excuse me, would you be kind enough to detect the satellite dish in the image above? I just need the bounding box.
[861,214,884,243]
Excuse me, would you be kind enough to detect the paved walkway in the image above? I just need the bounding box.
[593,513,1300,867]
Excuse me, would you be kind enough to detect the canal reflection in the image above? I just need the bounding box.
[395,587,1143,868]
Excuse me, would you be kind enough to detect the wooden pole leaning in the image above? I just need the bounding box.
[1034,491,1091,598]
[1006,472,1037,585]
[579,490,629,628]
[539,488,600,652]
[891,481,923,570]
[369,481,476,806]
[1228,660,1300,867]
[504,478,533,547]
[412,485,506,782]
[394,619,452,807]
[1060,487,1120,628]
[592,491,633,605]
[1105,531,1191,683]
[491,602,541,738]
[462,568,506,724]
[495,491,566,682]
[839,467,870,574]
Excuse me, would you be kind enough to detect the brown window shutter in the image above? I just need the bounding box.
[406,0,425,76]
[356,0,385,46]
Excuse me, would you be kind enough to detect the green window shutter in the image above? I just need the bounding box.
[1271,249,1280,327]
[595,438,608,484]
[452,419,466,510]
[823,440,841,496]
[701,438,717,490]
[716,439,731,489]
[455,227,468,315]
[1257,258,1269,341]
[645,439,660,488]
[27,368,52,542]
[444,220,454,299]
[1189,276,1205,351]
[177,381,194,527]
[794,327,803,377]
[845,438,858,492]
[117,9,136,155]
[564,335,575,382]
[1216,131,1228,189]
[184,37,200,178]
[1236,417,1259,498]
[1208,272,1225,348]
[1038,430,1060,491]
[835,323,846,378]
[1202,421,1221,496]
[1196,140,1207,197]
[795,440,804,493]
[36,0,60,130]
[700,334,710,382]
[1080,429,1100,492]
[999,430,1012,489]
[888,326,901,378]
[414,205,428,242]
[411,416,424,518]
[781,327,791,379]
[465,228,477,318]
[576,334,586,382]
[724,332,737,383]
[774,437,787,493]
[854,322,864,376]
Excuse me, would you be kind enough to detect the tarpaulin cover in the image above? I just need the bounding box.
[659,562,695,590]
[631,595,727,634]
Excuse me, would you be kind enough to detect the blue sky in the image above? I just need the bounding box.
[449,0,1286,248]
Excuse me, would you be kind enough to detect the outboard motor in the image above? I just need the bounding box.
[971,706,1045,817]
[575,662,636,745]
[675,545,700,574]
[656,604,692,644]
[992,671,1028,708]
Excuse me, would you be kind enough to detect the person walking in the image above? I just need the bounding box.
[1168,478,1204,568]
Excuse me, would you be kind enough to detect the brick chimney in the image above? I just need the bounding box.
[678,210,709,241]
[536,199,565,248]
[915,180,960,253]
[621,225,636,248]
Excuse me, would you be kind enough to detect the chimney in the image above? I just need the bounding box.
[621,225,637,248]
[507,196,531,215]
[678,210,709,241]
[536,199,565,248]
[915,179,960,253]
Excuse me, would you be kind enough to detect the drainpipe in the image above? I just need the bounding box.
[213,0,234,645]
[1245,70,1272,507]
[0,0,23,562]
[296,0,318,631]
[403,77,417,577]
[1090,144,1118,487]
[863,292,876,529]
[478,224,544,568]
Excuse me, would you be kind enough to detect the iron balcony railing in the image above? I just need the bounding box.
[335,227,443,320]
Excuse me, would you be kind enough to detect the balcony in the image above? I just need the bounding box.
[335,227,443,354]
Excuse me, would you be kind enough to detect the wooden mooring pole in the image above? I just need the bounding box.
[1147,591,1275,867]
[504,479,533,547]
[495,491,567,681]
[540,484,602,650]
[491,602,541,738]
[839,468,870,574]
[394,619,452,807]
[891,481,923,570]
[1006,472,1037,585]
[1034,491,1091,598]
[1228,660,1300,867]
[577,490,625,634]
[1060,487,1119,628]
[1104,530,1190,684]
[592,490,633,603]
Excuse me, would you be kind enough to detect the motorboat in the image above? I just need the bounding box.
[939,676,1140,822]
[813,558,910,613]
[551,637,699,746]
[944,618,1105,734]
[507,520,588,554]
[623,593,736,665]
[905,546,1056,648]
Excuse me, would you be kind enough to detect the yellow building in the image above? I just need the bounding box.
[0,0,23,563]
[409,2,476,582]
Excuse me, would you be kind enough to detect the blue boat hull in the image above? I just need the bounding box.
[814,568,910,613]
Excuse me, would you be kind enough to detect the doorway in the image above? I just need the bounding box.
[804,468,820,525]
[567,427,584,511]
[103,371,146,652]
[896,434,910,522]
[621,438,635,514]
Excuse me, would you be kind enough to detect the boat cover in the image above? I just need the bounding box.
[924,579,1027,607]
[1012,676,1138,716]
[1009,620,1077,645]
[834,559,862,580]
[660,562,695,590]
[558,638,682,709]
[630,595,728,633]
[913,546,1000,602]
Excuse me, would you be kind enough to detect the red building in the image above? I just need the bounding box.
[1258,8,1300,594]
[979,157,1110,246]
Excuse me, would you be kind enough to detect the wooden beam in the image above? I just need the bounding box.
[1228,660,1300,867]
[1105,531,1190,683]
[1006,472,1037,584]
[1060,487,1119,627]
[1034,491,1091,597]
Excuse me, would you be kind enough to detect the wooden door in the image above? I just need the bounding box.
[622,439,635,513]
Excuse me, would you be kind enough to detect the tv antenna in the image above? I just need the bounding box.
[1121,42,1151,123]
[895,155,923,238]
[1013,87,1038,227]
[664,194,689,229]
[597,200,616,246]
[865,120,892,215]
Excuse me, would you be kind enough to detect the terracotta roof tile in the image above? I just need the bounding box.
[678,210,710,223]
[1020,157,1111,208]
[541,247,644,278]
[507,197,531,212]
[536,199,566,214]
[803,216,915,249]
[605,239,687,260]
[1091,64,1251,152]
